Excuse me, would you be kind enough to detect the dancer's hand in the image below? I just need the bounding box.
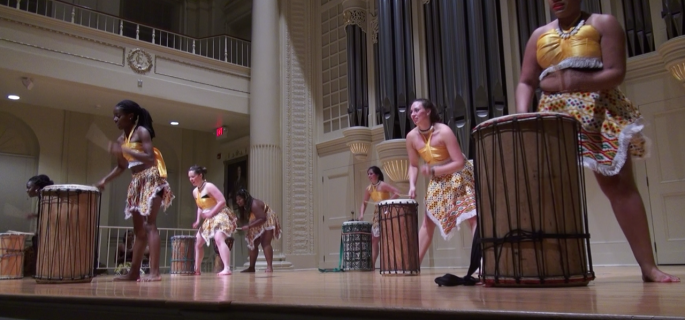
[358,213,364,221]
[95,180,106,191]
[192,220,200,229]
[408,186,416,199]
[26,213,38,220]
[241,225,249,231]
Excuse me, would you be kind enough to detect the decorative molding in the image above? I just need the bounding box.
[225,147,249,160]
[154,56,250,93]
[283,0,315,255]
[343,8,367,33]
[127,48,153,74]
[625,52,667,82]
[375,139,409,183]
[0,17,125,66]
[316,137,351,156]
[369,12,378,44]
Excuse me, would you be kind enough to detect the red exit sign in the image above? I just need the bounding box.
[216,126,227,137]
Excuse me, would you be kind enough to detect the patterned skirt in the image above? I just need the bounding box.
[538,88,648,176]
[372,206,380,238]
[125,166,174,219]
[245,205,282,250]
[425,160,477,241]
[199,207,237,245]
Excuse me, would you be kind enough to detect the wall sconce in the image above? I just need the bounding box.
[342,126,372,161]
[657,35,685,88]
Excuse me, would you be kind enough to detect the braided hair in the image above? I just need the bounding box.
[236,189,253,222]
[116,99,156,139]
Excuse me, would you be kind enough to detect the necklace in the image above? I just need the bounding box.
[198,181,206,193]
[372,180,381,187]
[555,15,585,39]
[418,125,433,134]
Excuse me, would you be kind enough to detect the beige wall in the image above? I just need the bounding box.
[0,100,231,229]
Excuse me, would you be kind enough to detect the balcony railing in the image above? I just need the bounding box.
[1,0,251,67]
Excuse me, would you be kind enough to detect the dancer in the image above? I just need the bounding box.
[96,99,174,282]
[235,189,282,273]
[358,166,400,266]
[188,165,237,275]
[405,98,480,285]
[516,0,678,282]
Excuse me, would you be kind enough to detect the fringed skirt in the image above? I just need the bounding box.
[425,160,477,241]
[125,166,174,219]
[199,207,237,245]
[245,205,282,250]
[538,88,648,176]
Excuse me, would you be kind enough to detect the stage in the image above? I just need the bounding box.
[0,266,683,320]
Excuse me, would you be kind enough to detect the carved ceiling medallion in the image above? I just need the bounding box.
[127,48,153,74]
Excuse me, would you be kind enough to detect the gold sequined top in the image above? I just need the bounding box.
[536,24,602,69]
[418,131,449,165]
[122,129,168,178]
[195,190,218,211]
[367,184,391,202]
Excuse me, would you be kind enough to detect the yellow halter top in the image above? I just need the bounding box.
[536,22,603,80]
[368,184,391,203]
[418,131,449,165]
[122,128,168,178]
[195,186,217,211]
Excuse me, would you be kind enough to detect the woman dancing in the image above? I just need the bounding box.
[358,166,400,266]
[516,0,678,282]
[235,189,282,273]
[188,165,237,275]
[96,99,174,282]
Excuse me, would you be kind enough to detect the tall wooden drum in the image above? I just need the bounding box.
[472,112,595,287]
[378,199,420,276]
[0,234,25,280]
[341,221,373,271]
[170,235,195,275]
[35,185,101,284]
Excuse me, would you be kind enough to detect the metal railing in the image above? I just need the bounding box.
[0,0,251,67]
[96,226,224,275]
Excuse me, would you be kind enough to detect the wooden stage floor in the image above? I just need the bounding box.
[0,266,683,320]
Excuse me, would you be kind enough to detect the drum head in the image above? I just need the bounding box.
[342,221,372,226]
[472,112,577,133]
[41,184,100,193]
[378,199,418,206]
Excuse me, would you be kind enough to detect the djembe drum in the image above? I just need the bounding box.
[35,185,101,284]
[472,112,595,287]
[0,234,25,280]
[341,220,373,271]
[378,199,420,276]
[170,235,195,275]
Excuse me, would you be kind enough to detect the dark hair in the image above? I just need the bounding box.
[27,174,54,189]
[116,99,156,139]
[235,189,253,222]
[413,98,441,124]
[188,165,207,179]
[367,166,384,181]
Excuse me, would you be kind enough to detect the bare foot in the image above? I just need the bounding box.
[113,273,139,282]
[642,268,681,283]
[137,275,162,282]
[241,268,255,273]
[194,271,201,276]
[265,267,273,273]
[217,269,232,276]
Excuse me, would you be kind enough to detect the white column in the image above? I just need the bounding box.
[247,0,291,269]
